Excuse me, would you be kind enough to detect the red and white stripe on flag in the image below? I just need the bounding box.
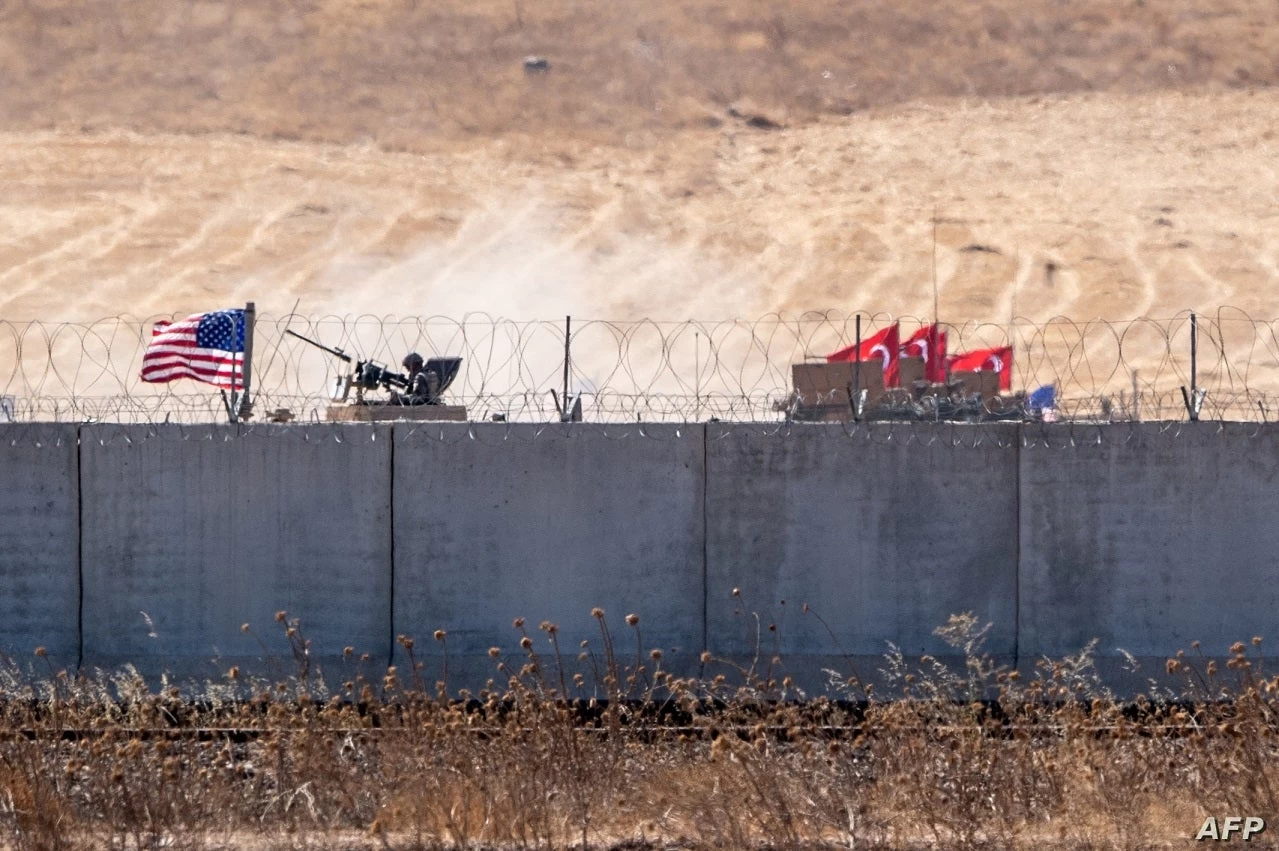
[140,312,244,390]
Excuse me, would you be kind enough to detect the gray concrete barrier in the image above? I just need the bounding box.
[0,424,80,671]
[3,419,1277,695]
[79,424,392,683]
[1019,422,1279,686]
[705,423,1021,694]
[391,424,705,690]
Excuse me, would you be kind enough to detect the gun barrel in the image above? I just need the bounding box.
[284,329,352,363]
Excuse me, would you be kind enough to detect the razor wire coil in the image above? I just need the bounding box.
[3,309,1279,425]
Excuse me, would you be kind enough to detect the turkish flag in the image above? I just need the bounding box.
[947,345,1014,391]
[901,324,948,383]
[826,323,900,386]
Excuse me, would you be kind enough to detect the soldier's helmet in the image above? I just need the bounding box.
[402,352,425,371]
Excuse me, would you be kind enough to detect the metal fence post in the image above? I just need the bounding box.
[851,314,862,422]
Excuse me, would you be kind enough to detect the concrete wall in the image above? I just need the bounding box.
[0,424,80,671]
[79,424,392,681]
[1019,422,1279,683]
[705,423,1020,691]
[4,421,1279,693]
[391,424,705,689]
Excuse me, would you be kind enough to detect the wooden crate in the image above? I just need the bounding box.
[898,356,927,387]
[950,370,1001,398]
[791,362,886,407]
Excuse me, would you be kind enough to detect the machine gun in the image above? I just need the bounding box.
[285,329,461,405]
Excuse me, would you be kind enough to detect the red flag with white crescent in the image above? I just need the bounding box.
[901,324,948,383]
[826,323,901,386]
[946,345,1014,391]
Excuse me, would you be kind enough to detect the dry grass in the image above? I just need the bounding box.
[0,612,1276,850]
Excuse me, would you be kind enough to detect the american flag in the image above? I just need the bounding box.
[140,309,246,389]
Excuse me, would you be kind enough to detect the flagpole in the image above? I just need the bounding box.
[239,301,256,422]
[1188,311,1202,422]
[852,313,861,422]
[694,330,701,422]
[226,311,240,426]
[1010,244,1017,393]
[931,209,939,335]
[932,209,944,386]
[561,314,571,423]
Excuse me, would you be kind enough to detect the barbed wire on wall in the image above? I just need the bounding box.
[4,308,1279,425]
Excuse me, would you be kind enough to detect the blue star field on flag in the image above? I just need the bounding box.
[195,310,246,353]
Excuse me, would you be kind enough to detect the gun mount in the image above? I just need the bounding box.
[285,329,467,422]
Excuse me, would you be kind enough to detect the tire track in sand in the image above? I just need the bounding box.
[4,190,163,302]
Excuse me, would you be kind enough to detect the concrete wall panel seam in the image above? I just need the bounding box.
[387,425,397,671]
[76,426,84,672]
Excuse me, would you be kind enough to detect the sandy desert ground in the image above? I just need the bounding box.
[4,90,1279,325]
[2,0,1278,416]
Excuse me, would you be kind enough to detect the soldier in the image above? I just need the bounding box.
[389,352,434,406]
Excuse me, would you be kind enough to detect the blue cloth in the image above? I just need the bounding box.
[1027,384,1056,411]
